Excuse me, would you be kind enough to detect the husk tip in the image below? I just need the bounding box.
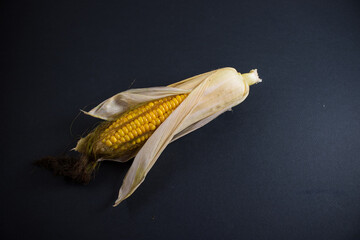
[113,199,123,207]
[241,69,262,86]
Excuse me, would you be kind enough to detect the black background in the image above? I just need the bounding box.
[1,0,360,239]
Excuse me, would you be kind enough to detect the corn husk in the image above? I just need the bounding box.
[76,67,261,206]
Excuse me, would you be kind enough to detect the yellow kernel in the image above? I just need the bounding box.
[102,139,106,143]
[126,124,132,131]
[136,128,142,135]
[134,119,141,127]
[131,123,136,129]
[124,135,130,141]
[113,145,118,149]
[166,102,172,109]
[144,123,150,131]
[142,116,148,123]
[173,98,179,106]
[150,111,156,119]
[128,132,134,139]
[138,117,144,125]
[110,136,117,143]
[127,115,133,120]
[136,138,141,143]
[115,133,121,139]
[132,129,138,137]
[141,136,145,141]
[105,140,112,146]
[118,129,125,136]
[162,103,169,112]
[145,113,152,122]
[140,125,146,133]
[159,115,165,122]
[176,95,182,102]
[120,137,126,143]
[114,123,119,128]
[148,102,154,107]
[122,127,128,134]
[170,100,176,108]
[157,109,164,116]
[149,123,156,130]
[155,118,161,125]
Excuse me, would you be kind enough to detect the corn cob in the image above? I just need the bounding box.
[92,94,188,159]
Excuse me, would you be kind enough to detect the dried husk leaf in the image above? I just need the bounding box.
[83,87,190,121]
[114,74,212,205]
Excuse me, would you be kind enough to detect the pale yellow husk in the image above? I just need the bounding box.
[77,67,261,206]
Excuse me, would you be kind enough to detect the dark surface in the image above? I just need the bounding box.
[1,0,360,239]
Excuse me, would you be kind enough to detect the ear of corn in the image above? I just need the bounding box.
[74,67,261,206]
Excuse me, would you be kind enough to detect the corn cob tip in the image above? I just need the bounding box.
[113,199,121,207]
